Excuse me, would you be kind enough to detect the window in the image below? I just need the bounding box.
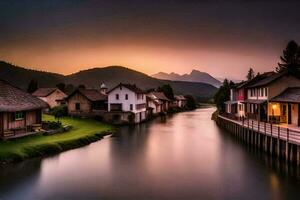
[265,88,268,97]
[15,111,24,120]
[116,94,119,100]
[125,94,128,100]
[130,104,133,111]
[75,103,80,111]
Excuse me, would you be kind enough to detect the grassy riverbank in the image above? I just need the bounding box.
[0,115,114,164]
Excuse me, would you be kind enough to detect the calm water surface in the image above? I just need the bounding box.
[0,108,300,200]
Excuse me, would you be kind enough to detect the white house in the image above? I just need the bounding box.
[107,83,147,123]
[147,93,162,114]
[174,95,187,108]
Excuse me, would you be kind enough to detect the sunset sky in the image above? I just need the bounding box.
[1,0,300,79]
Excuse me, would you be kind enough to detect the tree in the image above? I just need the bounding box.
[213,79,233,112]
[51,105,67,122]
[185,95,197,110]
[56,82,66,92]
[27,79,38,93]
[276,40,300,73]
[246,68,255,81]
[78,84,86,89]
[157,84,174,100]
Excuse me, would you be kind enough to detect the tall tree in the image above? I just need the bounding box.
[56,82,66,92]
[27,79,38,93]
[157,84,174,100]
[213,79,233,112]
[185,95,197,110]
[276,40,300,73]
[246,68,255,80]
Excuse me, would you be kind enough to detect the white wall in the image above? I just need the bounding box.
[108,86,146,113]
[247,87,268,100]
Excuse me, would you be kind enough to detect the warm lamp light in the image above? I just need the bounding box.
[272,104,277,110]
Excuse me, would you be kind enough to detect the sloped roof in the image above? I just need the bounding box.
[32,88,58,97]
[67,88,107,102]
[237,71,276,89]
[108,83,145,94]
[271,87,300,103]
[150,92,171,101]
[175,95,186,100]
[0,80,49,112]
[247,71,289,88]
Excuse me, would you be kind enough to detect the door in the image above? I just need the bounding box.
[288,104,292,124]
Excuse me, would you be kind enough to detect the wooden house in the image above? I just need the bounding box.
[66,88,107,117]
[0,80,48,139]
[32,88,67,108]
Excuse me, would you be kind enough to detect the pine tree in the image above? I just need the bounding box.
[246,68,255,81]
[27,79,38,93]
[276,40,300,73]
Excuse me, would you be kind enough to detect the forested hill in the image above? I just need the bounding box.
[0,61,217,101]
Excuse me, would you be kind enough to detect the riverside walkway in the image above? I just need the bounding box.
[217,114,300,164]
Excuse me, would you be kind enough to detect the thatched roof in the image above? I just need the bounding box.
[0,80,49,112]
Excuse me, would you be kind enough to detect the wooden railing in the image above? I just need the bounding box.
[219,114,300,145]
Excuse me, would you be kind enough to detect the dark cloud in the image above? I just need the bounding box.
[0,0,299,77]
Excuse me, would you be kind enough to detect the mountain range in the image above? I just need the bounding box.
[0,61,218,101]
[152,70,222,87]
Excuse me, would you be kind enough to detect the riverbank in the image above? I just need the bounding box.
[0,115,115,164]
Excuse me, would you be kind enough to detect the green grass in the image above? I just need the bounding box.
[0,115,114,164]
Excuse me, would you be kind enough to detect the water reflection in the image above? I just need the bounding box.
[0,108,299,200]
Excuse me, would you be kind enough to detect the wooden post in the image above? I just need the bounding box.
[296,145,300,166]
[286,128,289,161]
[270,123,273,155]
[251,120,254,145]
[277,126,280,158]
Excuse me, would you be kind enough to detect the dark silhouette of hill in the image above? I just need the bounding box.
[0,61,217,100]
[153,70,222,87]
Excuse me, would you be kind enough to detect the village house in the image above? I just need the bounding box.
[150,92,171,112]
[66,88,107,117]
[32,88,67,108]
[0,80,48,139]
[174,95,187,108]
[146,93,163,115]
[106,83,147,124]
[269,87,300,126]
[225,73,274,118]
[226,70,300,125]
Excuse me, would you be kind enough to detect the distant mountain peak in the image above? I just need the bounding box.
[152,69,222,87]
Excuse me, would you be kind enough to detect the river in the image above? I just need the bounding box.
[0,108,299,200]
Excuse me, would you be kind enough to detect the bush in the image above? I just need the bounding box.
[50,105,68,121]
[185,95,197,110]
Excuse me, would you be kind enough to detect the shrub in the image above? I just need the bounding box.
[50,105,68,121]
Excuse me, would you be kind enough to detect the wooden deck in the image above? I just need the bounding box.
[218,115,300,145]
